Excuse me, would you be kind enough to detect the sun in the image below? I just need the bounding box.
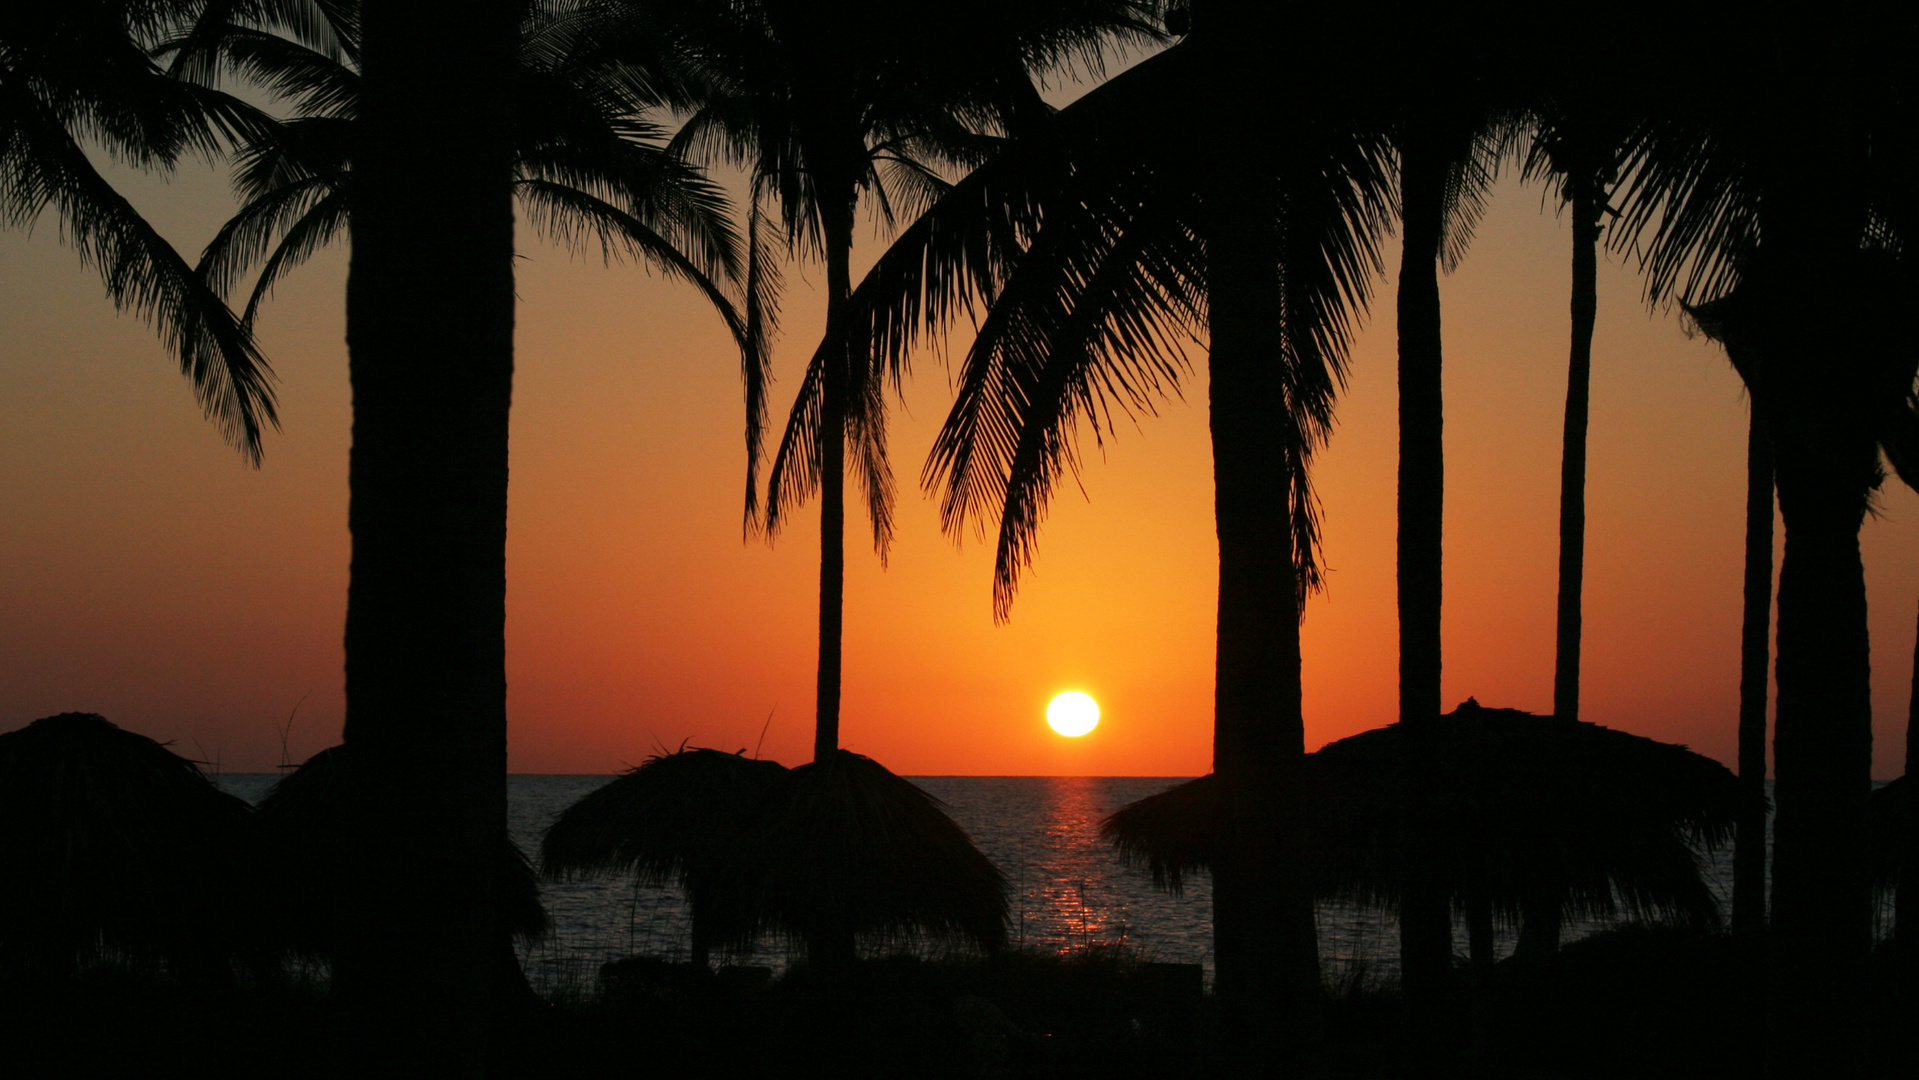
[1046,691,1100,737]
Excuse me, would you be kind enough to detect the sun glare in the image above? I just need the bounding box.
[1046,691,1100,737]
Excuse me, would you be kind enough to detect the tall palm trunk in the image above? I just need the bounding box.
[1394,130,1455,1068]
[1197,13,1322,1073]
[336,0,518,1072]
[1896,604,1917,996]
[814,204,854,765]
[1768,459,1874,1077]
[801,182,860,971]
[1551,173,1598,724]
[1732,410,1773,936]
[1756,93,1876,1070]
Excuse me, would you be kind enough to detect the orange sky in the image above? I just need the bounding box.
[3,124,1916,778]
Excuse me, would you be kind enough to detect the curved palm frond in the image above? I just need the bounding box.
[235,185,346,325]
[2,77,278,459]
[900,43,1390,618]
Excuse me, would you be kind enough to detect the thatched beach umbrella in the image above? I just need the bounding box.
[540,747,789,967]
[257,746,546,989]
[1103,701,1747,962]
[0,713,263,976]
[743,750,1008,967]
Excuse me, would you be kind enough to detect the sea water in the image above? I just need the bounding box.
[216,773,1745,994]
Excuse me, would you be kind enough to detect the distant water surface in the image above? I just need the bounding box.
[218,773,1759,993]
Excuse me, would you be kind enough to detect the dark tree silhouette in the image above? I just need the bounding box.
[171,3,750,365]
[1613,10,1918,1068]
[1653,258,1911,1080]
[332,0,520,1071]
[1521,103,1623,731]
[855,13,1390,1067]
[1381,17,1504,1061]
[636,0,1146,968]
[0,1,277,458]
[659,0,1154,766]
[1732,407,1774,936]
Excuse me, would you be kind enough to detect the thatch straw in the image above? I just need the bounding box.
[540,748,788,959]
[1102,701,1749,930]
[1099,774,1222,895]
[257,745,547,957]
[0,712,263,973]
[742,750,1009,961]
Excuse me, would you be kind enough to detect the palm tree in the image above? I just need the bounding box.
[1381,35,1504,1061]
[645,0,1151,969]
[1521,108,1622,732]
[857,12,1391,1064]
[655,0,1152,764]
[1,1,277,459]
[1731,401,1775,937]
[1618,12,1917,1053]
[332,0,519,1069]
[167,5,755,1056]
[176,3,750,370]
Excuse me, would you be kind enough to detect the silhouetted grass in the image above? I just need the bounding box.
[6,928,1911,1078]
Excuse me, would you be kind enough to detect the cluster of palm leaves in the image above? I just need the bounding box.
[10,0,1919,1075]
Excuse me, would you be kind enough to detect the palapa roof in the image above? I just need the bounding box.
[541,747,789,887]
[741,750,1009,956]
[0,712,263,969]
[258,745,548,952]
[541,747,790,955]
[1103,700,1750,927]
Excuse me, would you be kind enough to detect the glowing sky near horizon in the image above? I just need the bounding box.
[2,106,1917,778]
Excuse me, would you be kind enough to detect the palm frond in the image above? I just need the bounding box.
[235,185,347,326]
[740,190,782,526]
[2,82,278,460]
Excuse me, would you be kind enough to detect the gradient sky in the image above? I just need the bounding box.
[3,102,1916,778]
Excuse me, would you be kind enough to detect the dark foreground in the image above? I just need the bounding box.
[3,927,1909,1079]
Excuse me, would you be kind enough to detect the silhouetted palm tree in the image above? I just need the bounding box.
[175,2,750,362]
[1521,108,1621,731]
[1620,14,1918,1054]
[660,0,1151,762]
[1730,394,1775,937]
[1,1,276,459]
[1381,21,1506,1058]
[331,0,520,1069]
[627,0,1151,969]
[852,11,1390,1065]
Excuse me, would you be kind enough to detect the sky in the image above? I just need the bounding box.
[3,94,1917,779]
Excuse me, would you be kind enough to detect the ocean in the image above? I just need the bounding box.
[215,773,1743,994]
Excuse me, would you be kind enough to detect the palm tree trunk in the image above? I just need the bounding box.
[1732,410,1773,937]
[806,190,858,971]
[1197,13,1322,1073]
[1896,603,1916,994]
[814,226,849,766]
[1395,130,1454,1070]
[1769,460,1873,1078]
[1551,174,1598,724]
[336,0,518,1073]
